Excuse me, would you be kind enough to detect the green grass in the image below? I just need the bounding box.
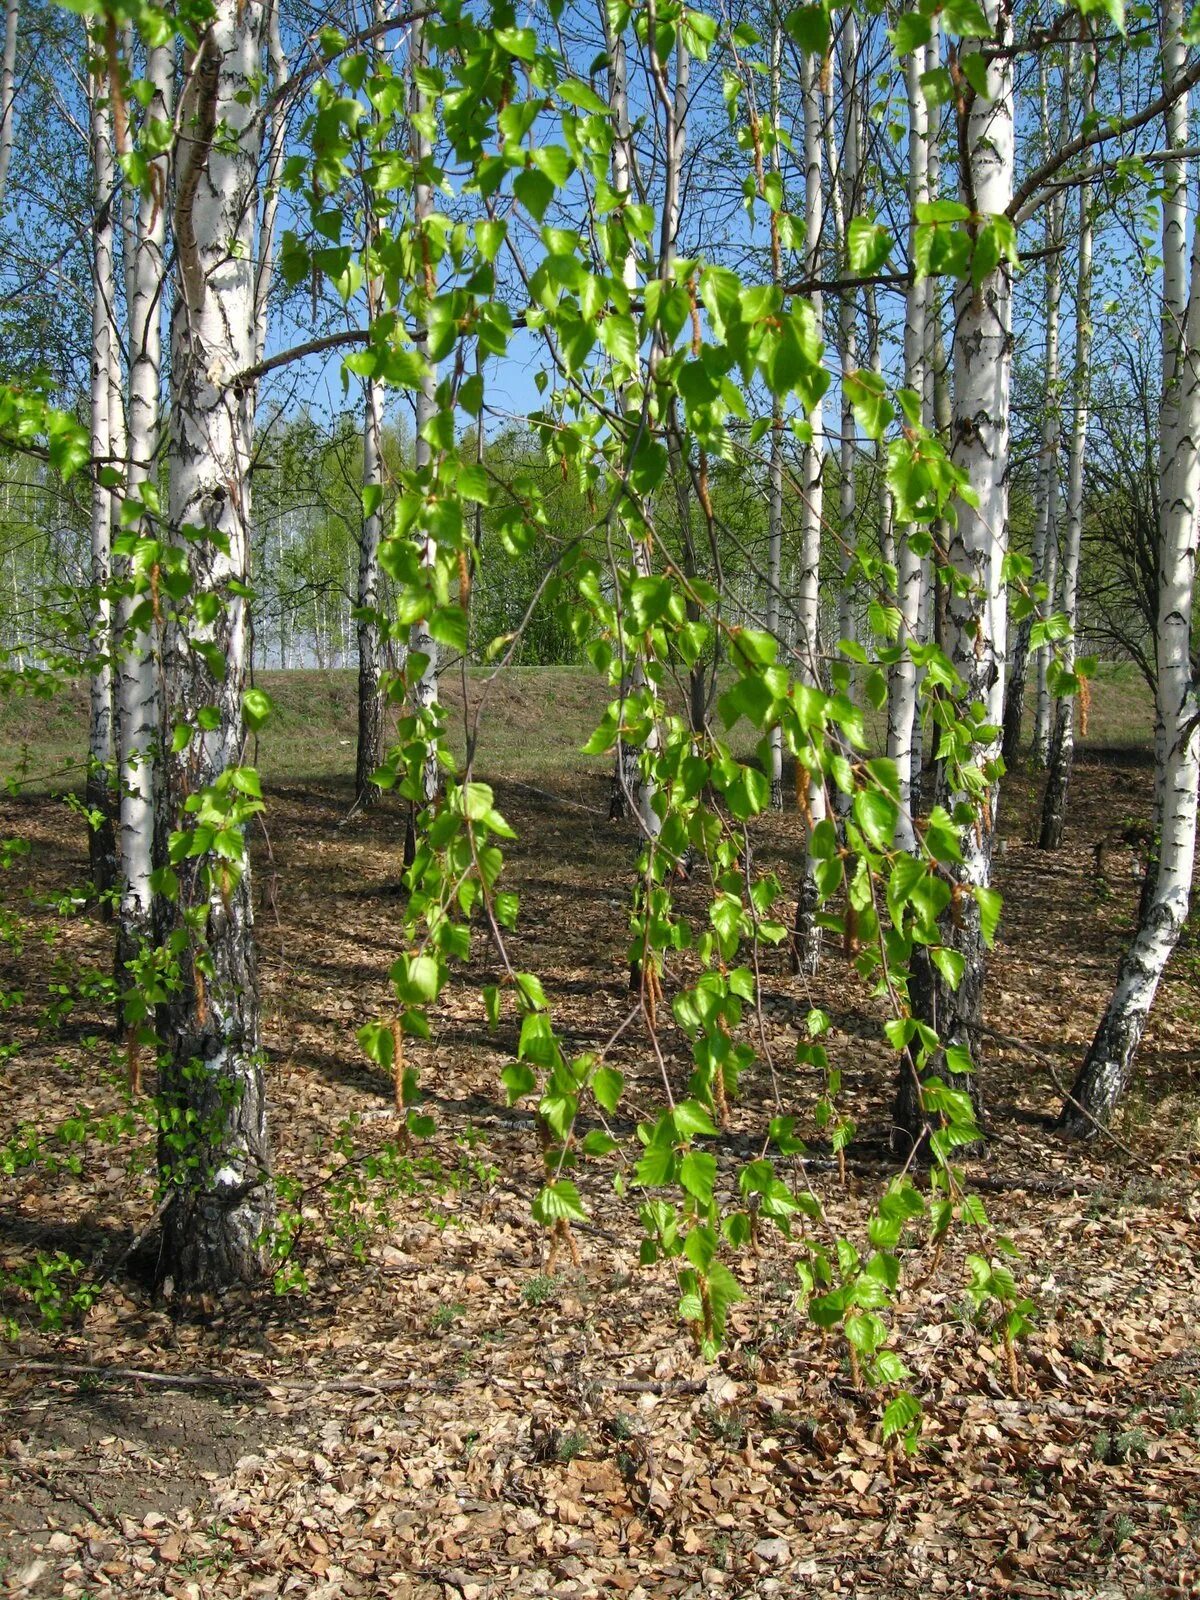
[0,660,1155,796]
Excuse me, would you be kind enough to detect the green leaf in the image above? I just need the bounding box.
[673,1099,718,1138]
[599,312,639,370]
[581,1129,618,1157]
[592,1066,624,1113]
[784,3,830,55]
[390,953,442,1005]
[502,1062,537,1103]
[940,0,992,37]
[854,788,898,851]
[881,1390,922,1443]
[975,885,1002,948]
[847,216,893,276]
[680,1151,717,1204]
[243,688,273,732]
[357,1020,395,1070]
[532,1181,587,1224]
[890,12,932,55]
[514,167,555,221]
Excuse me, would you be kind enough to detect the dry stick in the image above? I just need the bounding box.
[6,1462,110,1527]
[1,1360,267,1391]
[980,1025,1152,1166]
[88,1189,173,1297]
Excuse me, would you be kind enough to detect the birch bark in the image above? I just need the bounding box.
[898,0,1014,1151]
[1004,52,1068,768]
[886,40,928,854]
[407,16,440,817]
[790,47,827,975]
[766,20,784,808]
[1059,13,1200,1135]
[356,0,387,810]
[828,15,860,682]
[1039,52,1093,850]
[158,3,273,1290]
[0,0,17,214]
[116,40,171,1010]
[604,2,645,823]
[86,46,117,907]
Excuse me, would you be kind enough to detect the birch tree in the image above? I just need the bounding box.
[897,0,1015,1150]
[1039,48,1093,851]
[114,36,170,1027]
[828,13,861,687]
[157,1,273,1290]
[406,15,440,826]
[85,39,117,907]
[886,37,929,856]
[765,20,785,810]
[790,46,827,975]
[1002,50,1069,769]
[1059,12,1200,1136]
[355,0,388,812]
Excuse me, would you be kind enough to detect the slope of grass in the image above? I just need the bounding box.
[0,659,1155,795]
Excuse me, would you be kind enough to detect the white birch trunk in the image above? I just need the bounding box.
[604,2,646,823]
[635,29,688,844]
[1039,60,1093,851]
[0,0,18,214]
[1059,16,1200,1134]
[866,282,893,573]
[1031,57,1073,768]
[829,16,860,677]
[886,41,928,854]
[899,0,1014,1149]
[766,22,785,809]
[116,40,170,1001]
[355,0,386,811]
[791,47,827,976]
[357,372,386,805]
[408,16,440,814]
[86,50,117,905]
[1145,0,1189,855]
[159,1,273,1290]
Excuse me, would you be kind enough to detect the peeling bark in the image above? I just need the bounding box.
[115,40,171,1009]
[898,0,1014,1154]
[158,3,273,1292]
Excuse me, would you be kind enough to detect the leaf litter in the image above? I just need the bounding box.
[1,750,1198,1598]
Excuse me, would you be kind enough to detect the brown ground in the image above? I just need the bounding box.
[1,738,1199,1599]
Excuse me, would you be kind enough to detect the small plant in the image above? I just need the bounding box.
[1111,1513,1136,1545]
[2,1251,99,1332]
[429,1301,465,1332]
[605,1412,634,1442]
[1092,1424,1149,1464]
[1071,1333,1107,1365]
[554,1428,589,1463]
[1170,1386,1200,1433]
[703,1404,747,1447]
[521,1273,561,1307]
[965,1250,1035,1395]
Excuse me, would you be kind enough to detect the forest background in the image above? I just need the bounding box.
[1,0,1200,1592]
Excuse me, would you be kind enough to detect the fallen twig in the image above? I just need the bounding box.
[5,1461,110,1527]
